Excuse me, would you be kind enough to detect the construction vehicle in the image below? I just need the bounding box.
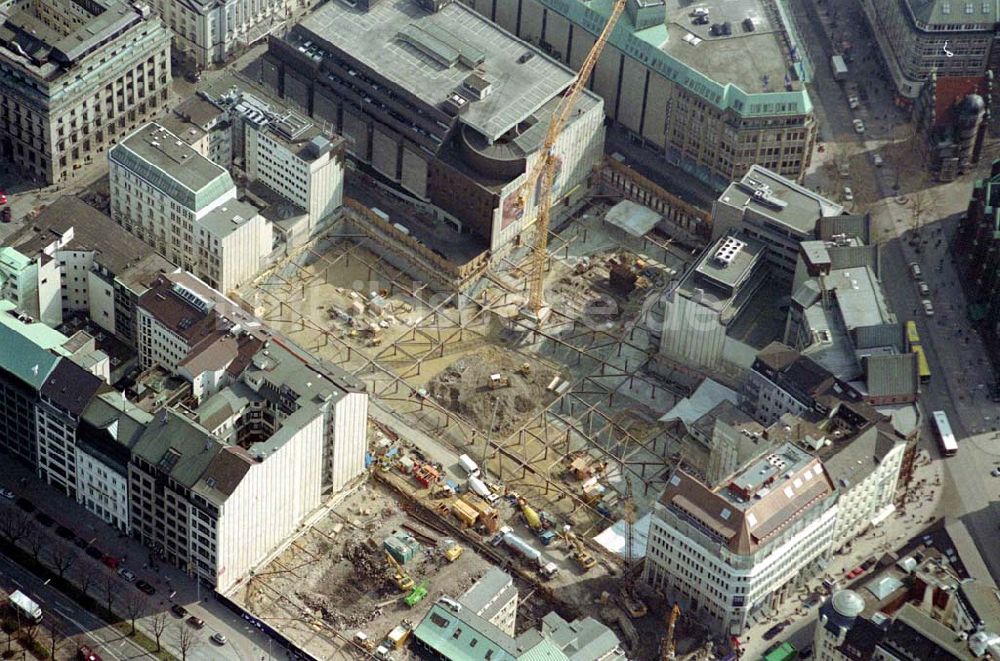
[413,463,440,488]
[518,0,627,321]
[565,531,596,571]
[451,499,479,527]
[385,553,415,593]
[404,581,429,607]
[462,495,500,533]
[517,362,532,376]
[442,539,464,562]
[518,498,542,531]
[488,373,510,389]
[386,622,413,650]
[661,603,681,660]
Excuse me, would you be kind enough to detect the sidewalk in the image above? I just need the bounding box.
[0,458,273,661]
[740,453,944,659]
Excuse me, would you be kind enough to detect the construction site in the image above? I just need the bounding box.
[229,2,721,657]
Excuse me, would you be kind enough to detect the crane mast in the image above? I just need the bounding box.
[522,0,627,317]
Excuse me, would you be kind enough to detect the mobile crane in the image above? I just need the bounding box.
[518,0,627,321]
[661,603,681,660]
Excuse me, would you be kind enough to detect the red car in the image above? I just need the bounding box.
[0,192,7,205]
[847,567,863,579]
[77,645,102,661]
[101,555,120,569]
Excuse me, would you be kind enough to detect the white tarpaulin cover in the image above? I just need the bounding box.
[592,512,651,560]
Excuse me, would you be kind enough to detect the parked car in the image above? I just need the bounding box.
[847,96,860,109]
[799,645,814,658]
[35,512,54,527]
[102,555,120,569]
[85,546,104,560]
[861,556,878,570]
[0,192,7,205]
[909,262,922,278]
[0,488,14,500]
[77,645,102,661]
[922,299,935,316]
[211,633,228,645]
[74,537,89,549]
[763,622,787,640]
[186,616,205,629]
[843,186,854,202]
[135,580,156,595]
[804,595,823,609]
[847,566,864,578]
[15,497,35,512]
[55,525,75,540]
[171,605,188,618]
[991,467,1000,477]
[1,207,10,224]
[872,153,884,167]
[117,567,136,582]
[852,118,865,134]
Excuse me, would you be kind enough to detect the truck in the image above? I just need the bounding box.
[831,55,848,81]
[468,476,499,505]
[9,590,42,623]
[457,454,480,478]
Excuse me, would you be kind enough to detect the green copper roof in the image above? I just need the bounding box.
[906,0,997,26]
[0,247,32,273]
[0,308,61,390]
[537,0,813,117]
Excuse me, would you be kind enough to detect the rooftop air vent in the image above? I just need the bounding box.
[713,236,747,266]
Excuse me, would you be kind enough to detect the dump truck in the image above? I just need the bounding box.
[9,590,42,623]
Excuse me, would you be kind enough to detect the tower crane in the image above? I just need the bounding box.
[620,475,647,618]
[519,0,627,320]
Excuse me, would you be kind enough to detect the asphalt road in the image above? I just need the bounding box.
[0,554,152,660]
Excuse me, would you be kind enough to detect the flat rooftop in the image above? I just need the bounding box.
[111,123,234,212]
[718,165,844,235]
[295,0,576,141]
[664,0,795,94]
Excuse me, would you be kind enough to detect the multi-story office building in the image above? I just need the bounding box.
[76,390,151,532]
[0,0,171,183]
[712,165,845,277]
[2,196,176,343]
[644,443,837,635]
[147,0,290,68]
[110,123,273,293]
[859,0,998,99]
[463,0,818,188]
[457,568,518,636]
[262,0,605,253]
[740,341,846,426]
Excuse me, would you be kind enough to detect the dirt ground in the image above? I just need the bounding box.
[426,346,557,436]
[240,479,492,653]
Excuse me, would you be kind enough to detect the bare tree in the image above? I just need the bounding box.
[123,593,145,635]
[0,509,32,544]
[20,619,39,645]
[26,529,46,561]
[47,616,60,660]
[50,542,77,578]
[101,574,117,616]
[176,623,197,660]
[151,612,168,651]
[911,189,934,236]
[78,564,96,597]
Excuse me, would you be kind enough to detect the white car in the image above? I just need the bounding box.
[117,567,136,582]
[918,281,930,296]
[0,489,14,500]
[852,119,866,134]
[211,633,228,645]
[848,96,860,109]
[910,262,922,279]
[843,187,854,201]
[692,7,710,16]
[872,153,884,167]
[991,467,1000,477]
[922,299,935,316]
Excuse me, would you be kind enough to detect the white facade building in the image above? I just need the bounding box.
[110,123,273,293]
[458,567,519,637]
[76,447,132,533]
[148,0,291,68]
[644,444,838,635]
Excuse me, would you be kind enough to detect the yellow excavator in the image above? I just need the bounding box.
[385,553,415,592]
[565,531,596,571]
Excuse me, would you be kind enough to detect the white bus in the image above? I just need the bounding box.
[931,410,958,457]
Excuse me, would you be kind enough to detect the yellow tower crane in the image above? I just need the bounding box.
[519,0,627,320]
